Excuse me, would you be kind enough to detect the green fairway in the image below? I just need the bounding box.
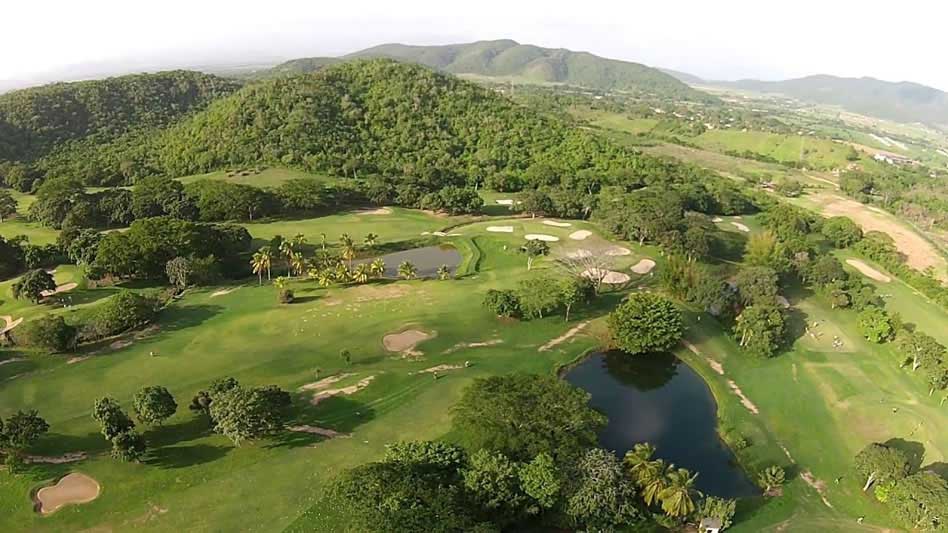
[0,190,59,245]
[176,167,333,188]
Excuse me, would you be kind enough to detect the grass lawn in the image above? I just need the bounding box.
[0,190,59,245]
[1,205,944,532]
[176,167,333,188]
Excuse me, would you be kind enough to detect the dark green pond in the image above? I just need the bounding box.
[356,245,461,278]
[565,351,758,498]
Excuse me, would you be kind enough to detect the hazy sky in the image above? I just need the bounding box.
[3,0,947,90]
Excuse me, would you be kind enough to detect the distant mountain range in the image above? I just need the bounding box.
[262,40,708,100]
[664,70,948,126]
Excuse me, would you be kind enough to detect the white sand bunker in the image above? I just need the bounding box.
[35,473,100,515]
[731,222,751,232]
[288,425,350,439]
[846,259,891,283]
[299,373,355,392]
[1,315,24,335]
[525,234,560,242]
[383,329,434,354]
[495,199,515,205]
[712,217,724,223]
[604,246,631,256]
[41,283,78,298]
[486,226,514,233]
[727,380,759,415]
[631,259,656,274]
[354,207,392,215]
[542,220,572,228]
[569,230,593,240]
[416,364,464,374]
[582,269,631,284]
[210,287,239,298]
[310,376,375,406]
[566,249,592,259]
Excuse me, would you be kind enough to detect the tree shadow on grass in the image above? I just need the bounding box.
[33,431,110,456]
[291,295,320,304]
[884,438,926,473]
[148,443,230,469]
[266,396,376,450]
[143,414,213,448]
[155,304,223,335]
[922,462,948,481]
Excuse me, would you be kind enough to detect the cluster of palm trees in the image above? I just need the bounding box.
[624,443,701,520]
[250,232,433,287]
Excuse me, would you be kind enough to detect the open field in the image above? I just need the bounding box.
[0,190,59,245]
[2,202,946,532]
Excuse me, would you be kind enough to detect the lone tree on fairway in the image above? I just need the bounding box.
[522,240,550,270]
[854,442,911,492]
[559,276,595,321]
[92,397,135,440]
[483,289,521,318]
[0,410,49,470]
[735,305,786,358]
[111,430,147,462]
[608,293,682,355]
[11,269,56,303]
[132,386,178,426]
[209,383,291,446]
[859,306,894,344]
[758,465,786,492]
[517,276,562,319]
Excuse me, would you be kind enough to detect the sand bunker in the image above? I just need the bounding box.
[801,470,834,508]
[539,321,590,352]
[35,473,100,515]
[288,425,350,438]
[299,373,355,392]
[486,226,514,233]
[582,269,631,284]
[776,295,791,308]
[727,380,759,414]
[712,217,724,223]
[845,259,891,283]
[25,452,87,465]
[210,287,239,298]
[604,246,631,256]
[630,259,656,274]
[525,234,560,242]
[495,199,514,205]
[569,230,592,240]
[383,329,433,354]
[730,222,750,233]
[566,249,592,259]
[40,283,78,298]
[1,315,24,335]
[310,376,375,406]
[542,220,572,228]
[416,364,464,374]
[443,339,502,354]
[354,207,392,215]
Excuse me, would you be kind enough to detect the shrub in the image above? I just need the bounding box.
[278,289,295,304]
[483,289,521,318]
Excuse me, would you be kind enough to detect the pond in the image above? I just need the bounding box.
[357,245,462,278]
[564,351,758,498]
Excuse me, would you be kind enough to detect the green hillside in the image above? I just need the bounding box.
[256,57,341,78]
[267,39,710,100]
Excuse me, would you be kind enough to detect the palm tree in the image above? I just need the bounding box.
[353,263,370,284]
[339,233,357,269]
[279,240,295,277]
[639,459,671,507]
[369,258,386,278]
[363,233,378,248]
[624,442,657,484]
[251,246,273,283]
[316,269,334,288]
[397,261,417,280]
[319,233,327,251]
[292,233,307,249]
[290,252,307,277]
[436,264,451,280]
[333,262,351,283]
[657,467,700,519]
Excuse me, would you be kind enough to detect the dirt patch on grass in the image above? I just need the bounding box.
[731,222,751,232]
[486,226,514,233]
[210,287,240,298]
[25,452,87,464]
[309,376,375,406]
[542,220,572,227]
[845,259,891,283]
[495,199,514,205]
[811,193,946,277]
[566,249,592,259]
[383,329,434,355]
[631,259,656,274]
[354,207,392,215]
[727,380,760,414]
[800,470,833,508]
[582,269,630,284]
[288,425,350,438]
[569,230,593,240]
[525,234,560,242]
[35,472,100,515]
[352,284,411,302]
[416,364,464,374]
[1,315,23,335]
[604,246,631,256]
[40,282,78,298]
[682,340,724,375]
[539,321,590,352]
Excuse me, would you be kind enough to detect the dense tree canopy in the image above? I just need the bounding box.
[607,293,682,355]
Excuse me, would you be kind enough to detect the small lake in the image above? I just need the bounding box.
[357,245,461,278]
[564,351,758,498]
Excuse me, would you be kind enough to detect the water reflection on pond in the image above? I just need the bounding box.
[357,245,461,278]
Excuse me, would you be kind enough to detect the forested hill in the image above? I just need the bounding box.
[146,59,644,181]
[0,70,241,162]
[265,40,708,100]
[666,70,948,126]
